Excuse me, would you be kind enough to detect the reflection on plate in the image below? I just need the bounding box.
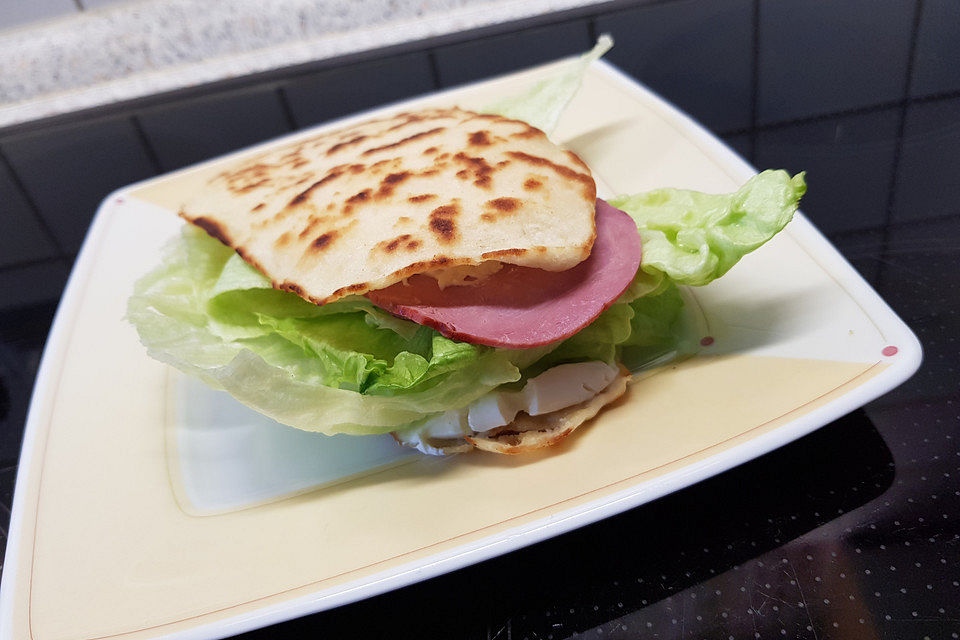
[170,376,416,515]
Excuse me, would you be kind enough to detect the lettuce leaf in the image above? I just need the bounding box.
[482,35,613,135]
[127,228,677,435]
[610,170,806,286]
[128,227,529,435]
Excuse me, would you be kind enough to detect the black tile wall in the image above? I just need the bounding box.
[0,259,70,311]
[910,0,960,98]
[1,116,157,254]
[755,108,900,234]
[0,159,58,267]
[757,0,915,125]
[282,53,435,129]
[596,0,753,133]
[137,87,292,171]
[721,133,753,162]
[0,340,30,463]
[892,96,960,224]
[875,215,960,321]
[825,227,885,287]
[0,301,56,460]
[432,20,592,87]
[872,215,960,404]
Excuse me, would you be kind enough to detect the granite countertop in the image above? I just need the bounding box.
[0,0,607,130]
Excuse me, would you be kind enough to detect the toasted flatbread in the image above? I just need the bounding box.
[465,367,630,454]
[181,107,597,305]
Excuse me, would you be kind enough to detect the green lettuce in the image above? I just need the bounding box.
[610,170,806,286]
[482,34,613,135]
[128,228,534,434]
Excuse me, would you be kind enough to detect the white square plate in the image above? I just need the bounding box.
[0,59,920,640]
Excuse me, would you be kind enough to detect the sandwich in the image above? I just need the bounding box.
[128,40,806,455]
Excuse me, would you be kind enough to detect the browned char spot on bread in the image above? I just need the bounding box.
[428,203,459,244]
[276,280,304,296]
[481,247,527,259]
[452,152,496,190]
[376,171,411,198]
[373,233,422,254]
[386,112,427,131]
[506,151,595,200]
[234,178,269,193]
[296,215,326,240]
[310,231,337,251]
[486,197,521,213]
[362,127,446,156]
[347,189,372,203]
[189,216,231,245]
[468,130,492,146]
[288,170,343,206]
[327,135,367,156]
[325,281,371,301]
[429,219,456,242]
[274,231,293,247]
[342,189,373,216]
[510,125,545,140]
[480,197,521,222]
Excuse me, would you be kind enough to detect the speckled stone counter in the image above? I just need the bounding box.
[0,0,610,128]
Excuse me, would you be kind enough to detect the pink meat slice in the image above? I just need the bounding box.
[366,200,642,348]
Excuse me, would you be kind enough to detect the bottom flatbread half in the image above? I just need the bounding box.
[465,366,631,454]
[392,367,631,455]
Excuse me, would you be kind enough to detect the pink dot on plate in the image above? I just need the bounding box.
[700,336,715,347]
[882,346,898,357]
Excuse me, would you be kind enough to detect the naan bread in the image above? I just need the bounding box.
[181,107,597,305]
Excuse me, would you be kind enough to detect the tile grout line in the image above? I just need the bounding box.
[587,14,598,44]
[714,88,960,140]
[426,49,444,91]
[275,86,300,131]
[878,0,925,295]
[732,88,960,139]
[748,0,760,164]
[0,147,67,258]
[128,114,164,175]
[884,0,925,223]
[756,100,905,131]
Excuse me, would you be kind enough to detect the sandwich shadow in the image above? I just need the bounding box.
[685,284,826,355]
[563,119,638,167]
